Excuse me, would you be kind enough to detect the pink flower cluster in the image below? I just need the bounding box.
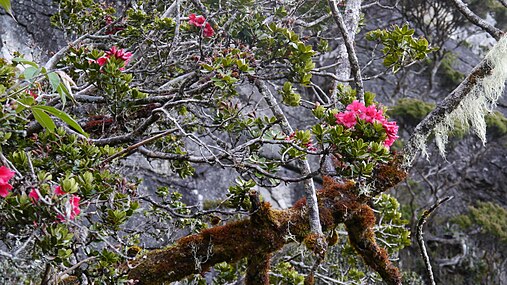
[29,185,81,222]
[189,13,215,37]
[96,46,133,70]
[335,101,399,147]
[0,166,15,198]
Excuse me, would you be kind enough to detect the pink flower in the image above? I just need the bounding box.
[27,90,38,100]
[96,56,108,66]
[285,132,296,141]
[346,100,366,113]
[335,111,357,128]
[106,46,132,61]
[335,101,399,147]
[0,166,15,198]
[383,121,399,147]
[364,105,384,123]
[203,22,215,37]
[105,15,113,25]
[56,195,81,222]
[54,185,65,196]
[69,195,81,219]
[189,13,206,27]
[305,142,318,152]
[29,188,40,202]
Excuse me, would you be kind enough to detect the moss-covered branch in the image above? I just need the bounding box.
[127,160,407,285]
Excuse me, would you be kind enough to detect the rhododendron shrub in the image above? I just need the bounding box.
[335,101,399,147]
[0,0,435,284]
[188,13,215,37]
[94,46,132,70]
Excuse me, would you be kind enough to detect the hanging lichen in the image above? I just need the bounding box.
[404,35,507,163]
[435,35,507,156]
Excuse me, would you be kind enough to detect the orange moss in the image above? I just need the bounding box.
[345,206,402,285]
[373,156,407,194]
[246,253,271,285]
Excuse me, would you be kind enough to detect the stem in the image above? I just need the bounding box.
[416,196,454,285]
[254,80,324,240]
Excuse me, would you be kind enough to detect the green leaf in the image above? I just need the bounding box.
[31,108,56,132]
[12,57,37,68]
[32,105,88,137]
[0,0,13,19]
[47,72,60,92]
[23,67,39,81]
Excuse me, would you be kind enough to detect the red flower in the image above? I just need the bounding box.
[27,90,38,100]
[346,100,366,113]
[54,185,65,196]
[56,194,81,222]
[69,195,81,219]
[96,56,108,66]
[0,166,15,198]
[203,22,215,37]
[383,121,399,147]
[29,188,40,202]
[106,46,132,61]
[188,13,215,38]
[335,101,399,147]
[189,13,206,27]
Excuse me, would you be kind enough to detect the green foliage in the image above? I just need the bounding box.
[388,98,435,127]
[280,82,301,107]
[0,0,13,18]
[0,1,420,283]
[260,23,316,85]
[51,0,116,35]
[485,111,507,139]
[438,52,465,88]
[373,194,411,252]
[309,103,392,179]
[211,261,247,284]
[270,262,305,284]
[453,201,507,243]
[366,24,435,73]
[226,178,256,210]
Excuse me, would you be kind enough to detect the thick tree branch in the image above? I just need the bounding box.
[449,0,504,40]
[403,35,507,166]
[127,160,407,285]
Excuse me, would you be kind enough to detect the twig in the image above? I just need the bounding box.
[40,263,52,285]
[416,196,454,285]
[328,0,365,102]
[57,256,97,280]
[100,127,178,166]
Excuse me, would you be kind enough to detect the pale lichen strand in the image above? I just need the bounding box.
[433,35,507,157]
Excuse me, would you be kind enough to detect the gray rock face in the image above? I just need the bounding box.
[0,0,64,60]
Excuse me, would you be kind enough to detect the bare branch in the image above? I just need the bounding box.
[416,196,454,285]
[255,79,324,246]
